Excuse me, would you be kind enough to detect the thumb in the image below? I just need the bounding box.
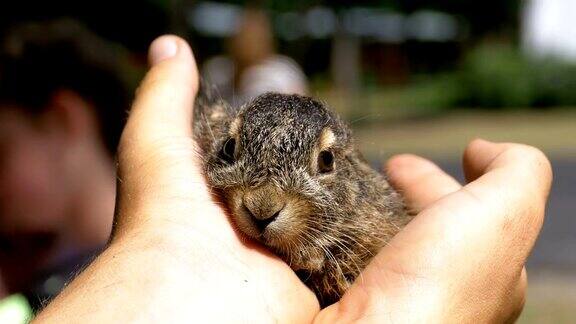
[119,35,199,170]
[115,35,205,232]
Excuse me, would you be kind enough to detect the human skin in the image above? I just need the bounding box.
[34,36,552,323]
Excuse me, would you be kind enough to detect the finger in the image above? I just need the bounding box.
[463,139,553,193]
[415,140,551,269]
[386,154,462,213]
[114,36,205,230]
[119,35,199,166]
[463,138,512,183]
[487,267,527,323]
[420,140,547,276]
[463,139,553,236]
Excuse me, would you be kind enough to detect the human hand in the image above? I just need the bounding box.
[315,140,552,323]
[35,35,318,323]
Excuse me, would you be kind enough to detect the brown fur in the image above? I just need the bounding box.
[193,89,412,306]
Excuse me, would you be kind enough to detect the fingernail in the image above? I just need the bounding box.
[149,36,178,65]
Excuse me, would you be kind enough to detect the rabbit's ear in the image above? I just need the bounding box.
[193,80,232,122]
[193,82,234,154]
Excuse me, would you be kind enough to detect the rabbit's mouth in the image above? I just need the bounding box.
[240,203,295,245]
[229,197,309,248]
[224,187,329,270]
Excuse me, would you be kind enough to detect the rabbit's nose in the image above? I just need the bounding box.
[242,184,286,233]
[243,187,285,232]
[243,203,283,232]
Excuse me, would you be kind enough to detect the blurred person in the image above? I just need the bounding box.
[202,8,308,106]
[0,19,133,310]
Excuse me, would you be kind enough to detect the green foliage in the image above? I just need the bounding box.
[402,73,463,109]
[457,44,576,108]
[530,59,576,106]
[394,43,576,110]
[458,44,536,108]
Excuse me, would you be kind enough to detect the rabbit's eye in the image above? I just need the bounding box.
[318,150,335,173]
[219,138,236,163]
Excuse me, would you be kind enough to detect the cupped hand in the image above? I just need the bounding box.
[36,35,318,323]
[315,140,551,323]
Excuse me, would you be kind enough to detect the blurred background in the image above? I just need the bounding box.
[0,0,574,322]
